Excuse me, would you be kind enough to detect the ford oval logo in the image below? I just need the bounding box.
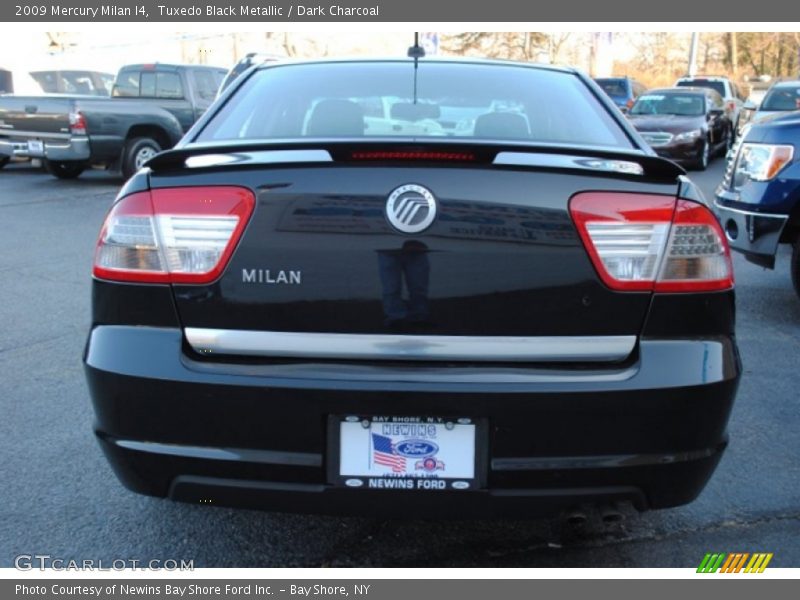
[395,439,439,458]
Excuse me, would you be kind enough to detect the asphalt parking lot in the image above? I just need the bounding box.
[1,158,799,568]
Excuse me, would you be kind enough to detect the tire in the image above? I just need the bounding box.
[0,156,9,169]
[718,126,732,157]
[44,160,86,179]
[122,137,161,180]
[792,240,800,301]
[691,140,710,171]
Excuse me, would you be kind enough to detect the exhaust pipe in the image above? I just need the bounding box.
[599,504,625,524]
[563,508,588,526]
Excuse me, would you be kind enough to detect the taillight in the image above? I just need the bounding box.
[626,98,635,109]
[69,111,87,135]
[570,192,733,293]
[350,151,476,161]
[656,201,734,292]
[93,186,255,284]
[727,100,736,113]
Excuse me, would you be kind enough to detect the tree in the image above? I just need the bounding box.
[441,33,548,61]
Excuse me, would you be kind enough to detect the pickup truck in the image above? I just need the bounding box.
[0,63,226,179]
[676,75,747,138]
[715,111,800,298]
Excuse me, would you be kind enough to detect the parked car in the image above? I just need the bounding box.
[0,63,226,178]
[84,58,739,517]
[744,74,775,105]
[593,76,647,113]
[627,87,733,170]
[675,75,746,135]
[738,80,800,134]
[218,52,283,95]
[715,111,800,298]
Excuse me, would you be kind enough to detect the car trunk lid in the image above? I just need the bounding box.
[143,144,684,360]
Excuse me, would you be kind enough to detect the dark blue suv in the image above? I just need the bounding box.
[594,77,647,113]
[715,112,800,298]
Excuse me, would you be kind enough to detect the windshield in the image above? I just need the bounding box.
[630,93,705,117]
[196,62,632,148]
[676,79,726,98]
[760,86,800,111]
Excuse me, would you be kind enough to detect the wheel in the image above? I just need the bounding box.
[0,156,9,169]
[792,240,800,301]
[692,139,710,171]
[122,137,161,180]
[44,160,86,179]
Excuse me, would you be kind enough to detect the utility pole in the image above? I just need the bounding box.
[688,32,699,77]
[730,32,738,78]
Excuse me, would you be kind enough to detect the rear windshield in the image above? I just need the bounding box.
[760,86,800,111]
[595,78,628,97]
[630,93,705,116]
[196,62,632,148]
[676,79,726,98]
[30,71,109,96]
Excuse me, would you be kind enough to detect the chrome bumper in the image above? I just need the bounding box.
[0,134,90,162]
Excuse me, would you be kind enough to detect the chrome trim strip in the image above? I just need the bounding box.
[713,200,788,220]
[492,446,720,471]
[185,328,636,362]
[494,151,644,176]
[185,149,332,168]
[115,439,322,467]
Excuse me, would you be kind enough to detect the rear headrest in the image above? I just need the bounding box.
[307,99,365,136]
[474,112,530,140]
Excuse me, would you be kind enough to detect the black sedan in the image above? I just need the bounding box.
[628,87,733,170]
[84,58,740,518]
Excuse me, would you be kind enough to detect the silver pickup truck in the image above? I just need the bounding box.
[0,63,225,179]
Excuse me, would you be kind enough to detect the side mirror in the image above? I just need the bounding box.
[743,100,757,111]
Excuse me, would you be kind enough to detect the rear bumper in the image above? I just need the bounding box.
[0,134,90,161]
[84,325,740,517]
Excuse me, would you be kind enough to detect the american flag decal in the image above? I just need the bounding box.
[371,433,407,472]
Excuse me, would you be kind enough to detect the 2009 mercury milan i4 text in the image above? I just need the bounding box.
[84,58,741,517]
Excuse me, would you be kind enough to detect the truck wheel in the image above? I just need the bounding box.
[792,241,800,300]
[44,160,86,179]
[122,137,161,180]
[0,157,9,169]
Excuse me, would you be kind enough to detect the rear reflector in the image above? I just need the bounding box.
[93,186,255,284]
[570,192,733,293]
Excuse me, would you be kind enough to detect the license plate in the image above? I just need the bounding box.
[26,140,44,156]
[334,416,479,491]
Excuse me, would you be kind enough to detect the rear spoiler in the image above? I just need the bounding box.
[146,139,686,182]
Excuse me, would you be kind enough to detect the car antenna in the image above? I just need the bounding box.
[408,32,425,105]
